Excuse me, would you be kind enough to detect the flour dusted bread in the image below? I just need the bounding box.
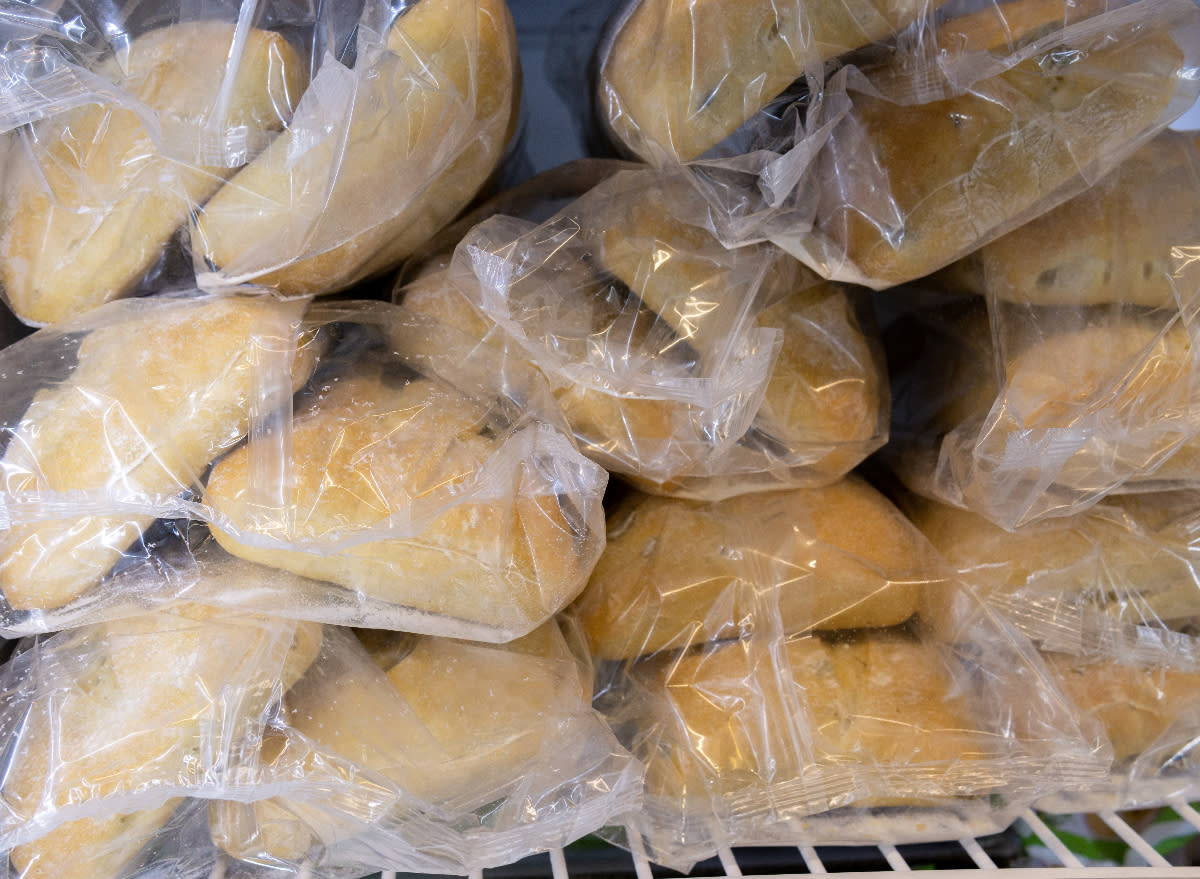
[0,295,318,612]
[193,0,518,295]
[0,22,304,325]
[573,476,927,660]
[2,606,321,879]
[599,0,946,162]
[212,624,592,862]
[817,0,1191,287]
[204,364,602,639]
[936,131,1200,307]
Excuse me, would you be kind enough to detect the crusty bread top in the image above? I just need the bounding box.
[638,631,987,800]
[574,476,929,659]
[602,0,946,161]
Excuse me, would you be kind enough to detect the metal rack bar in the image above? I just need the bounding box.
[798,843,827,873]
[878,842,911,871]
[1096,811,1173,868]
[1020,809,1086,868]
[962,836,999,869]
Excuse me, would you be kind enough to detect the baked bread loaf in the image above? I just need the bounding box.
[401,237,738,488]
[192,0,518,295]
[634,632,989,810]
[211,623,591,861]
[0,296,319,611]
[597,183,884,478]
[817,0,1190,287]
[908,493,1200,646]
[1042,652,1200,762]
[936,131,1200,306]
[599,0,945,161]
[0,22,305,325]
[889,301,1200,526]
[572,476,928,660]
[4,606,322,879]
[204,365,602,639]
[403,168,886,495]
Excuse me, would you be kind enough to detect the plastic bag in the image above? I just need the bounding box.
[909,491,1200,667]
[595,0,949,163]
[191,0,520,297]
[200,301,608,643]
[0,605,322,876]
[206,624,643,876]
[570,475,934,660]
[905,490,1200,810]
[0,2,314,325]
[0,297,607,643]
[0,291,319,615]
[399,165,888,499]
[771,0,1200,288]
[565,477,1108,871]
[886,279,1200,528]
[0,0,520,325]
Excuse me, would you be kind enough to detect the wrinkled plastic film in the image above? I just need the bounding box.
[0,292,317,619]
[205,625,644,876]
[0,296,607,642]
[398,164,889,497]
[0,606,321,863]
[567,476,1108,871]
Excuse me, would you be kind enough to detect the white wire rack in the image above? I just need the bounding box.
[371,800,1200,878]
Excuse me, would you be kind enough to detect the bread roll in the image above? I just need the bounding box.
[636,632,988,808]
[819,0,1188,286]
[204,368,600,638]
[890,302,1200,525]
[401,251,720,486]
[1042,652,1200,761]
[597,187,884,471]
[599,0,945,161]
[909,493,1200,646]
[0,296,319,611]
[193,0,518,295]
[936,132,1200,307]
[4,606,322,879]
[211,624,590,861]
[0,22,304,325]
[573,476,928,660]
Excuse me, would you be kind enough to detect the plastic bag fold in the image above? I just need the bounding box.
[566,477,1109,871]
[399,165,889,499]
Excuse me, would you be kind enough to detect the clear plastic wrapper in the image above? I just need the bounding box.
[399,165,888,499]
[0,291,319,615]
[205,624,643,876]
[191,0,520,297]
[0,0,520,325]
[0,2,314,325]
[886,280,1200,528]
[571,475,934,661]
[566,477,1109,871]
[648,0,1200,291]
[782,0,1200,289]
[905,490,1200,811]
[932,130,1200,308]
[0,604,322,877]
[594,0,951,164]
[200,301,609,642]
[0,297,608,642]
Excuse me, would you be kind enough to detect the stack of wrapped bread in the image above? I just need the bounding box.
[0,0,1199,874]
